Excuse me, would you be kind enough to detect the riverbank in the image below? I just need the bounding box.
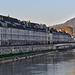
[0,43,75,55]
[0,43,75,63]
[0,49,55,64]
[0,46,75,64]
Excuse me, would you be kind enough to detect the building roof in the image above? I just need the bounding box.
[0,15,47,32]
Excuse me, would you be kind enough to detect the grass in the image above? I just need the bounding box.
[0,49,54,58]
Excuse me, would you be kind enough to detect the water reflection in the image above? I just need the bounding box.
[0,49,75,75]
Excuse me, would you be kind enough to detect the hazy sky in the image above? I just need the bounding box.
[0,0,75,26]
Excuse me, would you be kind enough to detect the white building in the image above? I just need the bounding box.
[0,15,73,46]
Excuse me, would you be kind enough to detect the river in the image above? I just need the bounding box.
[0,49,75,75]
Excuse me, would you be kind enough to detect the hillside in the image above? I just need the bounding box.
[52,17,75,33]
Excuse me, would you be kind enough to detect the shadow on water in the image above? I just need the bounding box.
[0,49,75,75]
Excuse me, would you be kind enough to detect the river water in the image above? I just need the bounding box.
[0,49,75,75]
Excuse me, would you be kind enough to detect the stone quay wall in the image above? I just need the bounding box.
[0,45,53,55]
[0,43,75,55]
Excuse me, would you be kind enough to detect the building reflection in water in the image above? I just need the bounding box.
[0,49,75,75]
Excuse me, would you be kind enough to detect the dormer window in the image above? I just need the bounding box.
[14,22,21,26]
[23,25,26,28]
[5,21,11,24]
[13,23,16,26]
[0,17,3,20]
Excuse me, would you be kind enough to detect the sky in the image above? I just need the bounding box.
[0,0,75,26]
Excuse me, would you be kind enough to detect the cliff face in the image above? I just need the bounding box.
[52,17,75,33]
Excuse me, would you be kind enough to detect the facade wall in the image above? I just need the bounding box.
[51,33,72,43]
[0,27,73,46]
[0,27,49,45]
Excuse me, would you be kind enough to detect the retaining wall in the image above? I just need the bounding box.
[0,45,53,55]
[0,43,75,55]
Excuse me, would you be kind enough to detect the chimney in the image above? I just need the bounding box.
[8,14,10,17]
